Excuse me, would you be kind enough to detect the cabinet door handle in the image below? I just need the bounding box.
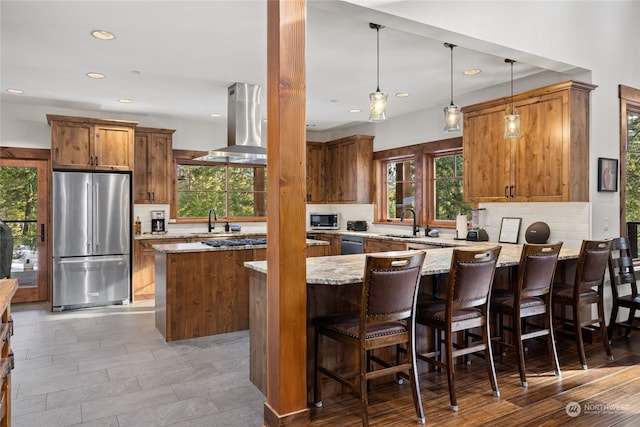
[151,192,155,201]
[504,186,509,198]
[40,223,45,242]
[95,156,99,166]
[89,156,94,166]
[509,185,514,198]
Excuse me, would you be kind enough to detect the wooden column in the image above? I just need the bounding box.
[265,1,309,426]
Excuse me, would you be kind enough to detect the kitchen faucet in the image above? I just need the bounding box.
[401,208,419,236]
[208,208,217,232]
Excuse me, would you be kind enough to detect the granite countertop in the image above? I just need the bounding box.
[153,239,329,254]
[244,244,581,285]
[135,231,265,240]
[308,229,466,248]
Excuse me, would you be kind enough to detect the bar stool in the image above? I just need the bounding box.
[313,251,426,427]
[608,236,640,341]
[416,246,501,412]
[553,239,613,369]
[491,242,563,387]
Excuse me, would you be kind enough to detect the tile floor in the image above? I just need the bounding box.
[10,301,265,427]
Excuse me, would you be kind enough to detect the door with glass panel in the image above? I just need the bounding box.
[0,158,49,302]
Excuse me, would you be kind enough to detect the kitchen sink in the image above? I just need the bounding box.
[383,234,414,239]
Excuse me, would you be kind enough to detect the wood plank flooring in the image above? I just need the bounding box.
[310,331,640,426]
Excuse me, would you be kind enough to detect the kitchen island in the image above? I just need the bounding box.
[153,238,329,342]
[244,243,580,399]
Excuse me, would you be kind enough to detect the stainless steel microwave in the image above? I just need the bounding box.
[310,213,339,230]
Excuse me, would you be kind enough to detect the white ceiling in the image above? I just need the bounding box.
[1,0,583,132]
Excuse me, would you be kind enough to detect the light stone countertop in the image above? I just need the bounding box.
[135,231,265,240]
[244,243,581,285]
[153,239,328,254]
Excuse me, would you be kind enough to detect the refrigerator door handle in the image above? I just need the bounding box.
[93,183,99,251]
[40,223,45,242]
[87,182,92,253]
[56,256,126,264]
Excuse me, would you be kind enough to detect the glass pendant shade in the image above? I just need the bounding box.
[443,104,461,131]
[369,90,387,122]
[504,113,521,138]
[504,58,521,139]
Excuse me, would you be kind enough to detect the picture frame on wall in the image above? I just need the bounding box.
[598,157,618,192]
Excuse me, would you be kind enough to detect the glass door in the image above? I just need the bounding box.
[0,158,49,302]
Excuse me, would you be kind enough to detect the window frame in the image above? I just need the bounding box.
[373,137,463,229]
[619,85,640,237]
[171,150,267,223]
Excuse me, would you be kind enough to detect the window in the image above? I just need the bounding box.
[374,137,470,228]
[620,85,640,250]
[383,158,415,219]
[433,153,472,221]
[176,162,267,220]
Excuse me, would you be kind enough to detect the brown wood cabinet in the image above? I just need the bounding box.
[363,237,407,253]
[306,135,373,204]
[134,127,175,204]
[0,279,17,427]
[462,81,595,203]
[306,141,326,203]
[310,233,341,255]
[47,114,136,171]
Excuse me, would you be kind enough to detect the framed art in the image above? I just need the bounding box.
[499,217,522,244]
[598,157,618,192]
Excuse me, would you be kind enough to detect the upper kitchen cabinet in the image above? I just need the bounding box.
[325,135,374,204]
[462,81,596,203]
[47,114,137,171]
[134,127,175,204]
[306,141,326,203]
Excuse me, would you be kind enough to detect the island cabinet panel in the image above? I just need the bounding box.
[463,80,595,203]
[363,237,407,253]
[47,114,136,171]
[134,127,175,204]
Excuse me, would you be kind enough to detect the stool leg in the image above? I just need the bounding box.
[514,310,527,387]
[598,298,613,361]
[573,302,588,370]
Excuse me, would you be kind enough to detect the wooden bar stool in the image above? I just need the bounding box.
[608,236,640,341]
[491,242,563,387]
[313,251,426,427]
[416,246,501,412]
[553,239,613,369]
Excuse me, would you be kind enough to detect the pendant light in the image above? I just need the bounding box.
[504,58,521,139]
[443,42,461,132]
[368,23,387,122]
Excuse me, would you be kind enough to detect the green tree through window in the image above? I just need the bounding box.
[434,153,472,220]
[626,112,640,222]
[176,163,266,219]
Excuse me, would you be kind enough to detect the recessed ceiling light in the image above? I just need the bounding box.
[306,124,316,127]
[330,99,338,103]
[209,113,221,117]
[395,92,410,98]
[464,69,482,76]
[349,109,361,113]
[91,30,115,40]
[86,72,105,79]
[119,98,133,104]
[7,89,24,94]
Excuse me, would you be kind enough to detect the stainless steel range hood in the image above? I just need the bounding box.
[195,83,266,164]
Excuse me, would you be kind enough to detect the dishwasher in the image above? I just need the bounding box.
[341,235,364,254]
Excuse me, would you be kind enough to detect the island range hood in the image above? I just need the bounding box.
[194,82,266,164]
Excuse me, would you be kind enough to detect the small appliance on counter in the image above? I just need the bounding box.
[151,210,167,234]
[351,220,368,232]
[310,213,339,230]
[466,208,489,241]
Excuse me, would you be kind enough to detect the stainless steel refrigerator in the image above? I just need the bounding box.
[52,171,131,310]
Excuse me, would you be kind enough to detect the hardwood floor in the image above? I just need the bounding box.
[310,331,640,426]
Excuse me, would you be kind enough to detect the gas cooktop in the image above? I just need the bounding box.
[201,238,267,248]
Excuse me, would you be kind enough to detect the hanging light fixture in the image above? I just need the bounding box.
[369,23,387,122]
[504,58,521,139]
[443,42,461,132]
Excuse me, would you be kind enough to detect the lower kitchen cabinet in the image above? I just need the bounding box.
[0,279,17,427]
[364,237,408,253]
